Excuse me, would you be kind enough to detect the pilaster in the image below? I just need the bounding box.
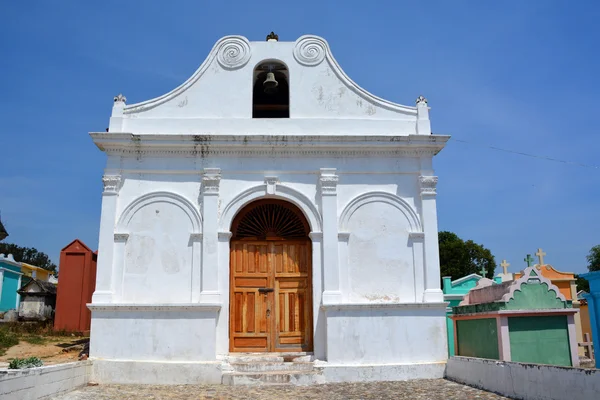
[200,168,221,304]
[337,232,351,301]
[108,94,126,132]
[92,174,122,303]
[420,174,443,302]
[112,233,129,301]
[496,316,511,361]
[567,313,581,367]
[190,233,203,303]
[309,231,326,360]
[409,232,425,303]
[416,95,431,135]
[216,231,232,355]
[319,168,341,304]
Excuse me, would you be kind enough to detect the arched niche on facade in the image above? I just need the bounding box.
[339,191,423,303]
[116,191,202,303]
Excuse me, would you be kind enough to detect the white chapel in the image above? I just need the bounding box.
[88,33,450,384]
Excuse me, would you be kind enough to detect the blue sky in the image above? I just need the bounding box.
[1,1,598,274]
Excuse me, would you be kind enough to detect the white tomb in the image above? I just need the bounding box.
[88,33,450,384]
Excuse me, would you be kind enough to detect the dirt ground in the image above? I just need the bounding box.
[0,337,86,367]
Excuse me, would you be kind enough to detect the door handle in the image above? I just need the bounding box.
[258,288,274,293]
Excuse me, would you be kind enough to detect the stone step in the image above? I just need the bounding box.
[224,353,314,363]
[222,370,323,386]
[229,361,314,373]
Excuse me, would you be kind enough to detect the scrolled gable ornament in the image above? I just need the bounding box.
[217,37,251,70]
[293,36,326,66]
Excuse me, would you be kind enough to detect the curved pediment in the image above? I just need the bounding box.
[107,34,432,135]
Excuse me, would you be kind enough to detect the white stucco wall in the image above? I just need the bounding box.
[446,356,600,400]
[325,304,447,364]
[89,305,218,362]
[88,34,449,381]
[0,361,91,400]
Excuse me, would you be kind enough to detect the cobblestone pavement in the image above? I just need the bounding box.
[55,379,511,399]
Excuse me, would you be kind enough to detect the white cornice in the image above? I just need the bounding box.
[90,133,449,158]
[321,302,448,311]
[87,303,222,312]
[450,273,483,286]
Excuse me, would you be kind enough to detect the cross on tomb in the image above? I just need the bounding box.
[524,254,534,268]
[536,248,547,266]
[479,265,487,277]
[501,259,510,275]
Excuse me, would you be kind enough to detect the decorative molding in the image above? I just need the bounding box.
[450,308,578,319]
[202,168,221,195]
[339,191,422,232]
[87,303,222,312]
[408,231,425,240]
[419,175,438,196]
[91,133,449,159]
[114,93,127,103]
[190,233,203,241]
[117,191,202,232]
[294,36,326,66]
[321,302,448,311]
[120,34,420,116]
[218,231,233,241]
[219,183,322,232]
[113,233,129,243]
[450,273,484,287]
[308,232,323,241]
[103,148,444,159]
[501,265,567,303]
[264,176,279,195]
[102,175,122,194]
[416,95,428,105]
[216,36,251,70]
[319,168,338,196]
[120,36,251,114]
[338,232,350,241]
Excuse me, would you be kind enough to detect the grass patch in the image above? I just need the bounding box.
[9,356,43,369]
[23,335,47,345]
[0,328,19,356]
[1,321,76,338]
[0,321,76,355]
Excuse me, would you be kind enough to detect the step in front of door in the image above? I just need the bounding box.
[221,370,323,385]
[228,361,315,373]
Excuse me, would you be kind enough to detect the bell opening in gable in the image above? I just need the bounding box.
[253,61,289,118]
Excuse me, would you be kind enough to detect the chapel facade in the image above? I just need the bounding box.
[89,33,450,384]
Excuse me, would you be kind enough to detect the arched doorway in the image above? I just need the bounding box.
[229,199,313,352]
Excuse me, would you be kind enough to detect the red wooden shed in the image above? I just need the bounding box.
[54,239,97,333]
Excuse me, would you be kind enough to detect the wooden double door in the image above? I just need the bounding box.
[229,240,313,352]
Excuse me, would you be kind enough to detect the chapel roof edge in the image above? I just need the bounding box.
[114,34,423,118]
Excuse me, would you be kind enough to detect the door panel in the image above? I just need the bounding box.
[230,242,271,352]
[230,240,312,352]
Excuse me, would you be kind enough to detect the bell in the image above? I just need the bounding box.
[263,72,278,93]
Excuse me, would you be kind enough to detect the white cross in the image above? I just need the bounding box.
[536,248,547,266]
[500,259,510,275]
